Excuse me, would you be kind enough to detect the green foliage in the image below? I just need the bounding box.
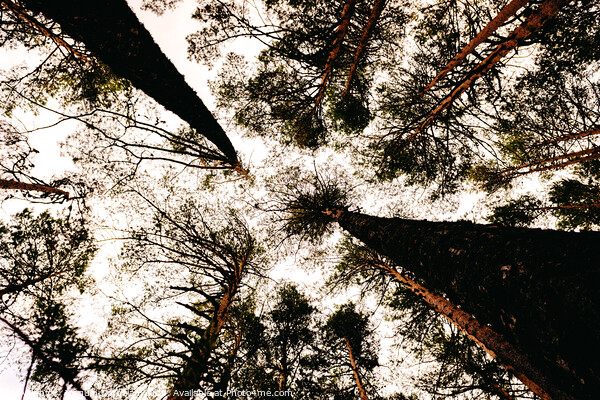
[549,178,600,230]
[0,208,95,297]
[0,209,95,398]
[328,93,372,136]
[269,169,352,243]
[204,0,407,148]
[486,195,544,227]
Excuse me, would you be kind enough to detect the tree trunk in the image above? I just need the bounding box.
[377,262,563,400]
[409,0,568,142]
[326,209,600,399]
[20,0,239,165]
[168,262,244,400]
[500,146,600,179]
[0,178,70,199]
[418,0,530,97]
[311,0,357,114]
[0,316,94,400]
[344,336,370,400]
[533,127,600,148]
[342,0,387,97]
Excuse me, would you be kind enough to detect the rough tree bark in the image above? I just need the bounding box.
[324,208,600,399]
[377,262,564,400]
[19,0,240,167]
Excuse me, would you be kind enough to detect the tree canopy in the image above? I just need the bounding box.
[1,0,599,399]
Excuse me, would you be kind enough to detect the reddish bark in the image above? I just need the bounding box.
[409,0,568,142]
[321,208,600,399]
[344,336,370,400]
[1,0,91,63]
[533,128,600,147]
[377,262,560,400]
[311,0,357,114]
[342,0,387,97]
[500,146,600,179]
[0,178,70,199]
[418,0,530,97]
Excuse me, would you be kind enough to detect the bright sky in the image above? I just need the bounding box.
[0,1,218,398]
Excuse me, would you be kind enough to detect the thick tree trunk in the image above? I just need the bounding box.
[344,336,370,400]
[377,262,564,400]
[342,0,387,97]
[0,178,69,199]
[327,209,600,399]
[418,0,530,97]
[20,0,239,165]
[311,0,357,114]
[409,0,568,141]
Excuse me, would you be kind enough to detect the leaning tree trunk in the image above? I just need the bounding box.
[20,0,240,166]
[344,336,370,400]
[1,0,90,63]
[167,263,244,400]
[377,262,565,400]
[311,0,357,114]
[0,178,70,200]
[325,209,600,399]
[409,0,568,142]
[342,0,387,97]
[417,0,530,97]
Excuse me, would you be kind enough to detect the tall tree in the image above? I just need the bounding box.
[410,0,569,141]
[324,303,378,400]
[93,199,265,399]
[273,174,600,399]
[334,238,551,399]
[18,0,241,168]
[0,209,96,399]
[206,0,406,147]
[417,0,530,97]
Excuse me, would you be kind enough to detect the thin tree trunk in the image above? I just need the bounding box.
[344,336,370,400]
[500,146,600,179]
[213,330,242,400]
[311,0,357,115]
[0,316,94,400]
[0,178,70,199]
[418,0,530,97]
[342,0,387,97]
[167,262,244,400]
[533,128,600,147]
[409,0,568,142]
[20,0,240,166]
[377,262,557,400]
[323,208,600,399]
[1,0,90,63]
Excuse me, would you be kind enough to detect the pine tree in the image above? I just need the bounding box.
[275,175,600,399]
[18,0,241,167]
